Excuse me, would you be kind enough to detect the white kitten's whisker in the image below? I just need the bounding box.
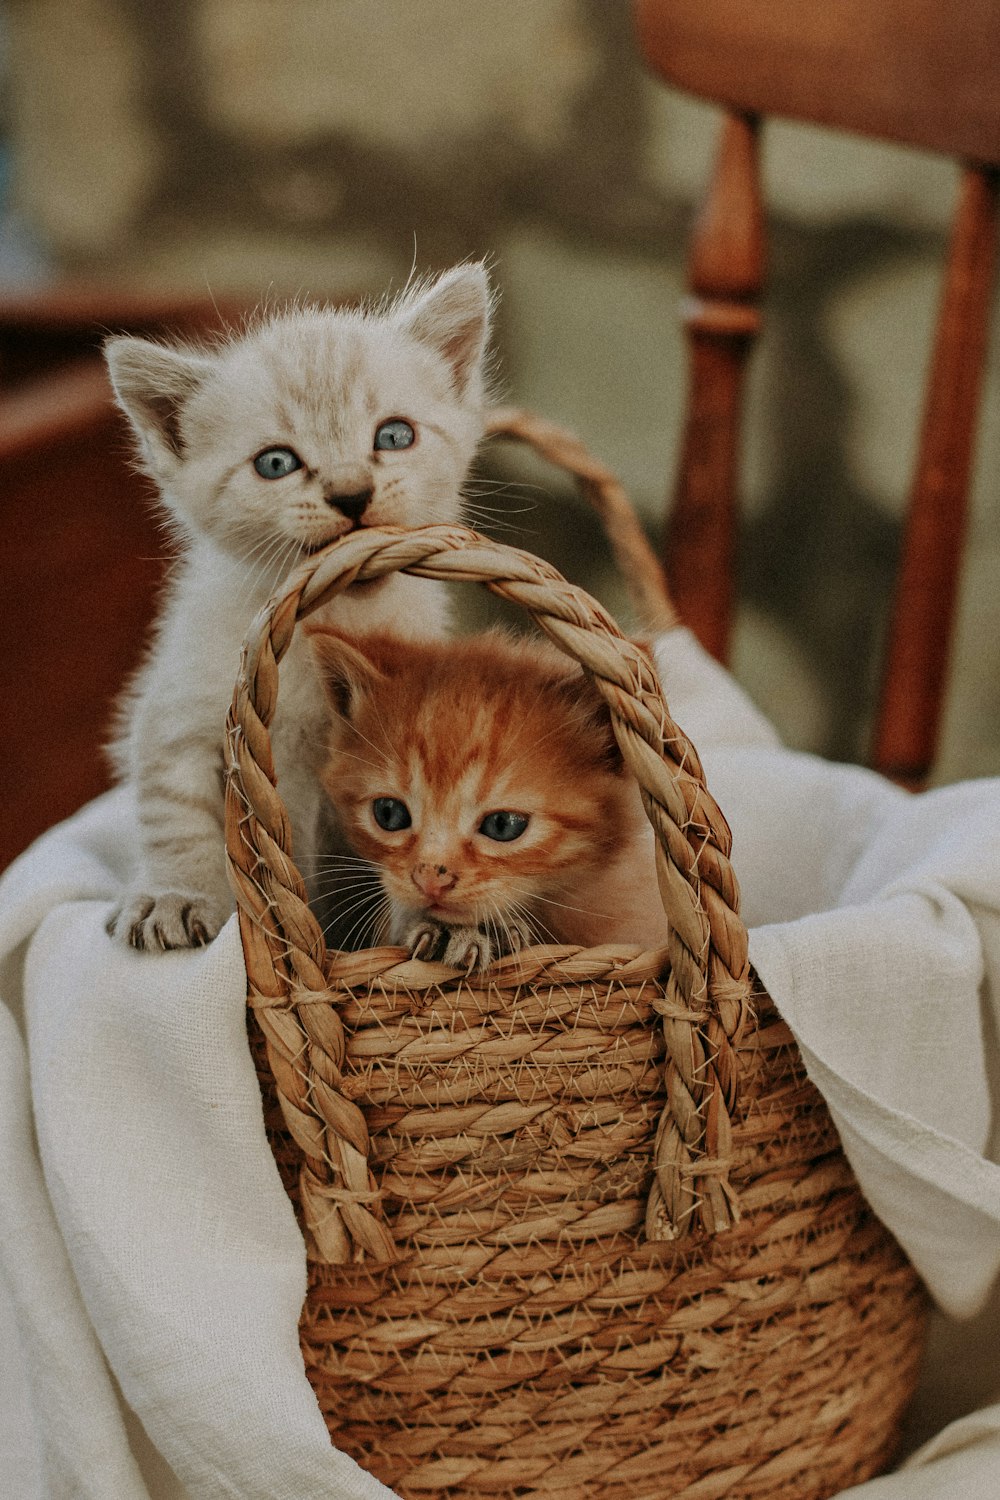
[459,508,530,538]
[462,504,539,522]
[236,530,300,601]
[359,689,399,764]
[328,708,391,768]
[294,721,383,767]
[464,473,548,498]
[491,699,582,783]
[323,746,382,771]
[106,265,490,953]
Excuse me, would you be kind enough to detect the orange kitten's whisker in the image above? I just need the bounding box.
[302,858,377,876]
[300,851,378,870]
[315,627,664,960]
[326,891,387,946]
[308,876,379,900]
[324,886,385,919]
[370,901,393,948]
[337,893,391,953]
[306,863,377,881]
[302,864,377,876]
[505,895,554,948]
[510,884,611,922]
[308,877,381,900]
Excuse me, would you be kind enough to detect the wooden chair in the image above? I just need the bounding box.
[634,0,1000,787]
[0,291,243,871]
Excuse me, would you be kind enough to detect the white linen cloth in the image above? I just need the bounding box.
[1,626,997,1498]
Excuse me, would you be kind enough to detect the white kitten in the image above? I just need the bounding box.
[105,264,492,950]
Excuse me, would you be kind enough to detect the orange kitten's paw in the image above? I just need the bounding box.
[107,890,230,952]
[406,918,449,963]
[406,916,533,973]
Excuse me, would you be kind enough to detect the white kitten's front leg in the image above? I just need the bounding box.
[107,737,232,951]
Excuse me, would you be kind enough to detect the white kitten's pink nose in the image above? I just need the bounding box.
[412,864,458,903]
[323,466,374,523]
[326,486,373,522]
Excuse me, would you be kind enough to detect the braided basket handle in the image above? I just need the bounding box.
[485,406,680,633]
[226,525,752,1262]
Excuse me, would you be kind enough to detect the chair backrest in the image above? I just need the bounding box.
[634,0,1000,787]
[0,291,244,871]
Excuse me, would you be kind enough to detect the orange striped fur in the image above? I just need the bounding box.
[311,628,666,968]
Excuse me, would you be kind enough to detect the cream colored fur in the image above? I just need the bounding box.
[105,264,492,949]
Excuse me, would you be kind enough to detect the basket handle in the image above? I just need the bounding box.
[226,525,752,1263]
[485,405,680,633]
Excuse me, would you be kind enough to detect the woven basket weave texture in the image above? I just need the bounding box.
[225,432,926,1499]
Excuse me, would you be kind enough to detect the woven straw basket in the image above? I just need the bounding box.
[224,414,926,1500]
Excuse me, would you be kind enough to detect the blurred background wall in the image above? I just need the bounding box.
[2,0,998,782]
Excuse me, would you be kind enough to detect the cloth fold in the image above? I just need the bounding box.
[0,625,997,1498]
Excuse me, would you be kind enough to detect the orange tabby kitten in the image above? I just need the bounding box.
[310,627,667,969]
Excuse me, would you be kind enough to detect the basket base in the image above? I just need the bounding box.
[249,973,927,1500]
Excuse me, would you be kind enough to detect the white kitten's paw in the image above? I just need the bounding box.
[107,890,230,952]
[405,915,534,973]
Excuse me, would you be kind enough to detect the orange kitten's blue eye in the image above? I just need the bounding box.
[254,447,302,479]
[374,419,415,451]
[479,811,529,842]
[373,797,411,831]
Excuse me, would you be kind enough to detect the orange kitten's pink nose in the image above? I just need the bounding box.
[412,864,458,902]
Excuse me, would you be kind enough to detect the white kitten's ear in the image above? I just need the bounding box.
[309,627,387,716]
[104,335,213,476]
[394,263,492,400]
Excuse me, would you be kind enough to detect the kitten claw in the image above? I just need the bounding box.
[405,918,447,963]
[404,915,537,974]
[410,928,436,961]
[108,889,230,952]
[442,926,498,973]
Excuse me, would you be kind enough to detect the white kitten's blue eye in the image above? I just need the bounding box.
[254,447,302,479]
[374,419,415,451]
[479,811,529,842]
[373,797,412,831]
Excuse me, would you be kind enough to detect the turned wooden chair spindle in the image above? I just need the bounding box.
[634,0,1000,788]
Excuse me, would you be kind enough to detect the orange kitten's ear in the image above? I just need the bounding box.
[545,663,625,773]
[105,335,214,477]
[585,639,659,770]
[394,263,492,401]
[307,627,387,716]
